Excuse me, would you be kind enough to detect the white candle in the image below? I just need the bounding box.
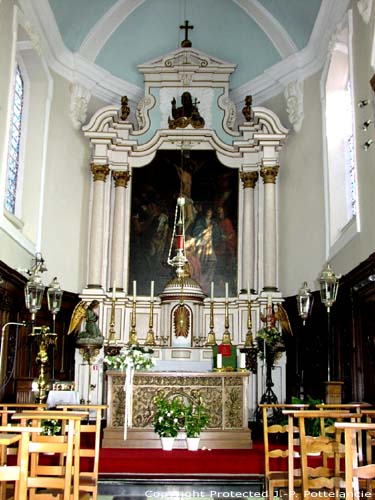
[150,280,154,302]
[247,281,250,302]
[217,353,222,369]
[268,294,272,307]
[240,352,246,369]
[112,280,116,301]
[133,280,137,301]
[225,282,228,302]
[211,282,214,301]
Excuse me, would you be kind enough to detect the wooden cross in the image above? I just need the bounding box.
[180,20,194,48]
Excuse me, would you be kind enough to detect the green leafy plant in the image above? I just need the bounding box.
[153,396,186,438]
[185,401,209,438]
[291,395,334,437]
[41,419,61,436]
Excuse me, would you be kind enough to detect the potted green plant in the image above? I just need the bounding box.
[184,401,209,451]
[153,396,186,450]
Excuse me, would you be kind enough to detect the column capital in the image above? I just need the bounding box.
[112,171,130,188]
[260,165,279,184]
[240,171,258,189]
[91,164,110,182]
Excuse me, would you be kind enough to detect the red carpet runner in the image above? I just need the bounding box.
[99,444,266,477]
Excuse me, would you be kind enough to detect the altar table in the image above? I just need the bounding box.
[103,370,251,449]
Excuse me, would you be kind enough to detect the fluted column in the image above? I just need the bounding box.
[260,165,279,291]
[87,164,110,288]
[240,171,258,292]
[111,171,130,290]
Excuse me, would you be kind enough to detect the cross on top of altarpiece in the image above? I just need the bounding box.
[180,20,194,47]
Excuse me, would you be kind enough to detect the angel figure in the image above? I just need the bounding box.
[68,300,103,340]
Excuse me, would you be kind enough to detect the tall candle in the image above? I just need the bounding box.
[211,282,214,301]
[240,352,246,369]
[112,280,116,301]
[268,294,272,307]
[225,282,228,302]
[150,280,154,301]
[247,281,250,302]
[217,353,223,369]
[133,280,137,301]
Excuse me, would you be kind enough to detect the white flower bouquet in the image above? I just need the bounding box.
[103,345,154,371]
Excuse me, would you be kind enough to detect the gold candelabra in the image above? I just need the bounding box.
[144,299,156,346]
[205,299,217,346]
[107,297,117,343]
[30,326,57,403]
[128,297,138,346]
[221,298,232,345]
[244,299,254,347]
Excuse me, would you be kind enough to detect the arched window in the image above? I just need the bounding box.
[321,10,359,257]
[5,64,25,215]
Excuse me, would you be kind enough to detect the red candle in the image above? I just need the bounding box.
[177,235,184,250]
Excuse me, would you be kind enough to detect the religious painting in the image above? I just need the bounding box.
[129,150,238,298]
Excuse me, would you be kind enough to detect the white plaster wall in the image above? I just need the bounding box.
[328,3,375,277]
[265,73,326,297]
[40,72,90,293]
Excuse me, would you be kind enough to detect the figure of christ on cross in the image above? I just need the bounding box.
[180,20,194,47]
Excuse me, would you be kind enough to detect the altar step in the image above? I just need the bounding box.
[98,478,264,500]
[102,427,252,449]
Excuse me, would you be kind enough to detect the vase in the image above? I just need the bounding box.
[186,437,200,451]
[160,436,175,451]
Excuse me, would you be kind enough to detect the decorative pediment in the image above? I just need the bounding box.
[138,47,236,88]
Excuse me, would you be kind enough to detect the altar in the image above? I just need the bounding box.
[103,370,251,449]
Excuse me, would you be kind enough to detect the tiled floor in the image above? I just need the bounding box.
[98,478,264,500]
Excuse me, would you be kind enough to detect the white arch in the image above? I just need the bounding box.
[232,0,297,58]
[79,0,147,61]
[79,0,297,63]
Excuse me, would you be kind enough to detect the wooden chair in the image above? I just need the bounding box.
[293,410,361,497]
[57,404,107,500]
[0,424,43,500]
[335,422,375,498]
[260,403,308,499]
[12,409,87,500]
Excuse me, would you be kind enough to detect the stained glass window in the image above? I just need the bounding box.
[5,65,24,214]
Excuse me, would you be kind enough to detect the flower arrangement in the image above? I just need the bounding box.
[153,396,186,438]
[103,345,154,371]
[185,400,209,438]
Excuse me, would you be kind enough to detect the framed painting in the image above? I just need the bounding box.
[129,150,238,298]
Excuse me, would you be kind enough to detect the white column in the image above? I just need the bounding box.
[240,171,258,292]
[260,165,279,290]
[111,171,130,290]
[87,164,110,288]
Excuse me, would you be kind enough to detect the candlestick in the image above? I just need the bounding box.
[150,280,154,302]
[205,299,217,346]
[217,353,222,369]
[244,298,254,347]
[144,298,156,346]
[128,288,138,346]
[112,280,116,301]
[221,293,232,345]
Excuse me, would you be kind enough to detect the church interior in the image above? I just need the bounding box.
[1,0,375,497]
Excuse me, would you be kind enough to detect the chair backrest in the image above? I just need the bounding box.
[292,410,360,496]
[12,410,86,500]
[335,421,375,498]
[260,404,308,479]
[0,425,43,499]
[56,404,107,499]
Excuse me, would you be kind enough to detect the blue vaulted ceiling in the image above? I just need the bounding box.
[48,0,322,95]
